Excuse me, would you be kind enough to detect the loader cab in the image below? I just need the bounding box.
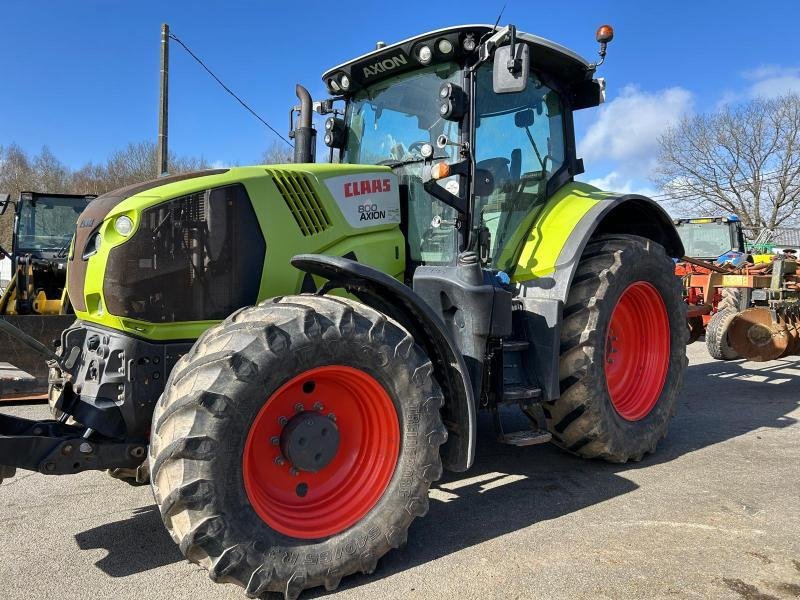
[1,192,95,268]
[320,24,605,278]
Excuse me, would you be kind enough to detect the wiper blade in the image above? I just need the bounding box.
[380,155,449,169]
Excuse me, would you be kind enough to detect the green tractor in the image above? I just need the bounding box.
[0,24,686,599]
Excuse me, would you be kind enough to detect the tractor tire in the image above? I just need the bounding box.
[716,287,750,313]
[705,309,739,361]
[149,294,446,600]
[543,234,687,463]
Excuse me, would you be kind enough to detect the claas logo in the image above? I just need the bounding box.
[344,179,391,198]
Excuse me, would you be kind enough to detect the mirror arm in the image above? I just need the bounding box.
[474,25,513,70]
[506,25,521,74]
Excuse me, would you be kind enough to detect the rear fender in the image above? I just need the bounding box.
[291,254,475,472]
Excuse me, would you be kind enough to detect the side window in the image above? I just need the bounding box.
[474,69,565,185]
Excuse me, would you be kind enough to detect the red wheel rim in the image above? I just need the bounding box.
[604,282,670,421]
[243,366,399,539]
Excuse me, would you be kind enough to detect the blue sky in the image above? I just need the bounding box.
[3,0,800,196]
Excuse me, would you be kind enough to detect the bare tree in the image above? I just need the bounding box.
[0,142,209,249]
[653,93,800,229]
[261,140,294,164]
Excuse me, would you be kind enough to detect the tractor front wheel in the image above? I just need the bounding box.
[544,235,687,462]
[149,295,446,599]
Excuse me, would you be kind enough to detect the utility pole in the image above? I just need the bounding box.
[157,23,169,176]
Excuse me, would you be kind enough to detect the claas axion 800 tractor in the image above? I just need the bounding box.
[0,24,687,599]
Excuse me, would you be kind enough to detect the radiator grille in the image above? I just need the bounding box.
[266,169,331,236]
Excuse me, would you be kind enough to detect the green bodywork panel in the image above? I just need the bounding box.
[501,181,615,282]
[71,166,616,342]
[72,164,405,341]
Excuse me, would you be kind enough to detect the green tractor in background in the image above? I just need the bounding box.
[0,24,687,599]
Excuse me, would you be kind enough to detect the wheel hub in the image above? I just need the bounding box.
[604,281,670,421]
[242,365,400,539]
[280,411,340,473]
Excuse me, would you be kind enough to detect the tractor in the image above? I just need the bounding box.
[673,216,749,347]
[0,191,95,396]
[0,24,687,599]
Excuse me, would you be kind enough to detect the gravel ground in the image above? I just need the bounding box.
[1,342,799,599]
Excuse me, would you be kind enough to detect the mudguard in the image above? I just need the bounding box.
[291,254,476,472]
[508,182,684,401]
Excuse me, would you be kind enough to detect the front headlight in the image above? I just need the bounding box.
[81,230,102,259]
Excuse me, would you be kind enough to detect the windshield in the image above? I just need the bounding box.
[343,62,462,266]
[677,222,734,258]
[17,195,90,252]
[473,64,565,274]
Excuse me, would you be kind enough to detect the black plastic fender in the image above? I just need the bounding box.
[291,254,476,472]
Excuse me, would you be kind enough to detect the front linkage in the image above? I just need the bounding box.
[0,319,181,483]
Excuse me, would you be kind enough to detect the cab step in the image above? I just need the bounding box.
[499,429,552,446]
[503,339,529,352]
[502,384,542,403]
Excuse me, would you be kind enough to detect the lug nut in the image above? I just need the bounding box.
[313,402,324,412]
[274,455,286,466]
[270,436,280,446]
[61,444,73,455]
[79,442,93,454]
[45,462,56,472]
[294,403,304,413]
[328,412,336,422]
[278,416,288,426]
[290,467,299,477]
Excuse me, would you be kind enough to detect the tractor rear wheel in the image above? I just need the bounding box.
[706,308,739,360]
[544,235,687,462]
[149,295,446,599]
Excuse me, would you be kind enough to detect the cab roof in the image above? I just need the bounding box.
[321,24,595,95]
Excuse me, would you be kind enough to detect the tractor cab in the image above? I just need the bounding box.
[313,24,607,277]
[674,216,746,261]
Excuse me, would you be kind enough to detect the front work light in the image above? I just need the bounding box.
[114,215,134,236]
[418,45,433,64]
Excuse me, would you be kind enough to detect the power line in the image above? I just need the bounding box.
[168,32,294,148]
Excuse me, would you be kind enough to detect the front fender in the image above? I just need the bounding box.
[291,254,476,472]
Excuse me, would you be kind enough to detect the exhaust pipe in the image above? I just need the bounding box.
[293,84,316,164]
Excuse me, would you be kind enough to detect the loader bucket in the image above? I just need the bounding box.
[0,315,73,398]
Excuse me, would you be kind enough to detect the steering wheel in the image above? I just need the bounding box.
[407,141,428,154]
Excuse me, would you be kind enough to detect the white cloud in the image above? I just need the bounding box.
[747,67,800,98]
[579,84,693,177]
[586,171,659,197]
[718,65,800,106]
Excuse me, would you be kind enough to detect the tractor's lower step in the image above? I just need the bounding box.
[502,385,542,402]
[499,429,552,446]
[503,339,530,352]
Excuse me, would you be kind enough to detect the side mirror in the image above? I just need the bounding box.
[0,194,10,216]
[493,43,529,94]
[514,109,535,129]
